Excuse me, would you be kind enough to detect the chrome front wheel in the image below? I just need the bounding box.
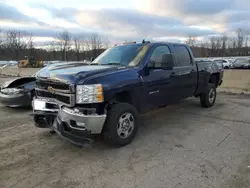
[103,103,139,147]
[117,112,134,139]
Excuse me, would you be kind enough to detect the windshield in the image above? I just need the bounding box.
[91,44,149,66]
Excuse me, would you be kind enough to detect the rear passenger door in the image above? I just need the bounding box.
[172,45,197,99]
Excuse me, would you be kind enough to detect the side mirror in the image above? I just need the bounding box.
[90,57,95,62]
[161,54,174,70]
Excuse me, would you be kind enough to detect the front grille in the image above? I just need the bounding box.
[36,90,71,104]
[35,79,75,106]
[36,79,71,91]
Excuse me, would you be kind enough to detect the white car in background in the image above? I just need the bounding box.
[213,59,232,69]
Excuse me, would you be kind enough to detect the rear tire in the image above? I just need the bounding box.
[103,103,139,147]
[200,83,216,108]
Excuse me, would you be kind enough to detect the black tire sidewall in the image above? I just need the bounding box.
[104,103,139,147]
[200,83,216,108]
[208,85,216,106]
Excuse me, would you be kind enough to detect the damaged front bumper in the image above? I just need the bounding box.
[58,107,106,134]
[32,98,59,128]
[33,98,107,145]
[53,107,107,145]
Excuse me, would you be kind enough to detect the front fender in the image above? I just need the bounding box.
[1,77,36,89]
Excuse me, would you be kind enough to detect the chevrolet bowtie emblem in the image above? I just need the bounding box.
[47,86,55,94]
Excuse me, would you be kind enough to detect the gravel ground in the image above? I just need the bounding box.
[1,76,250,188]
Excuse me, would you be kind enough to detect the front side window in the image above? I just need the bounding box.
[149,46,171,68]
[92,44,149,67]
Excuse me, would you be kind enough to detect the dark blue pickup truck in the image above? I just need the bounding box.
[33,41,223,147]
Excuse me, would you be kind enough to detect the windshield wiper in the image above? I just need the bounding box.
[105,62,122,66]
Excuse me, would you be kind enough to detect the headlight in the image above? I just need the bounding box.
[76,84,104,104]
[1,88,25,94]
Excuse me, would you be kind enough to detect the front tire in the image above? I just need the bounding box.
[200,83,216,108]
[103,103,139,147]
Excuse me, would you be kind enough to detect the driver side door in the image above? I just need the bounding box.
[142,45,179,110]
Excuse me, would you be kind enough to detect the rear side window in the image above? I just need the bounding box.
[173,45,192,66]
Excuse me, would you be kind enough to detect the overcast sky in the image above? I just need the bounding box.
[1,0,250,45]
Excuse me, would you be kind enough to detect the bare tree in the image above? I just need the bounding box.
[89,34,103,58]
[221,35,228,56]
[227,37,237,56]
[48,40,58,60]
[56,30,72,61]
[4,29,32,60]
[74,36,80,61]
[244,35,248,47]
[185,35,197,47]
[209,36,216,56]
[215,37,222,56]
[0,28,3,47]
[73,35,86,61]
[244,35,249,55]
[102,35,110,49]
[24,33,35,56]
[236,28,245,55]
[200,41,209,57]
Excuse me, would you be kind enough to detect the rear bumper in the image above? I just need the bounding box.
[0,91,31,107]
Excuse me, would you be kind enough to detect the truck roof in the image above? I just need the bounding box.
[116,41,189,47]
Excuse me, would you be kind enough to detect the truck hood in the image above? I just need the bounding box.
[36,63,125,84]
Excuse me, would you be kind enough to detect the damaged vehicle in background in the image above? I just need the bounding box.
[0,62,89,107]
[0,77,36,107]
[230,58,250,69]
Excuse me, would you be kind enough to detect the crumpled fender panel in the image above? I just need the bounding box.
[3,77,36,88]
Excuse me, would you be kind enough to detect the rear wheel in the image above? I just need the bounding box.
[200,83,216,108]
[103,103,139,147]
